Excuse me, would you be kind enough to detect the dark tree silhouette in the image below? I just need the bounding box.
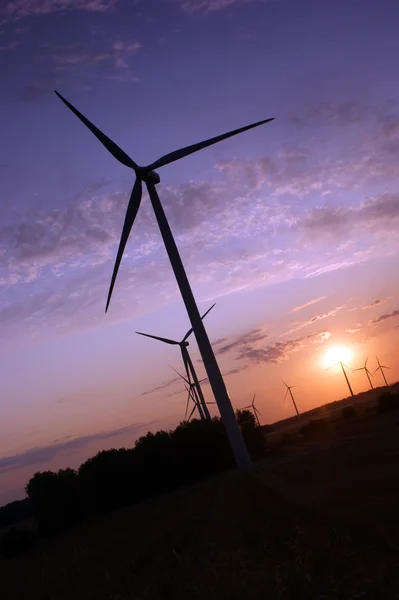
[24,413,267,537]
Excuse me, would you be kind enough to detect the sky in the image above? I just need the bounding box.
[1,0,399,505]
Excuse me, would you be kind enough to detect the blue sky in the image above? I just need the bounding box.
[0,0,399,504]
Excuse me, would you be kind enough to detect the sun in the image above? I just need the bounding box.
[323,346,352,368]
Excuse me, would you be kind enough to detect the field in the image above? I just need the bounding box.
[2,393,399,600]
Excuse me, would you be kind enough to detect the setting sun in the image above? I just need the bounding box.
[323,346,353,368]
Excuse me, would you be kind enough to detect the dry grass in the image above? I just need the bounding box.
[2,409,399,600]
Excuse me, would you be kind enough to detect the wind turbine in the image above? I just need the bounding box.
[171,365,208,421]
[353,357,374,390]
[55,91,273,469]
[136,305,215,420]
[242,393,261,426]
[282,381,300,417]
[373,356,391,387]
[183,384,200,423]
[325,362,354,397]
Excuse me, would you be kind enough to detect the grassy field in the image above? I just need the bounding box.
[2,401,399,599]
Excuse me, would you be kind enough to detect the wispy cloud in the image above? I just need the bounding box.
[291,296,326,313]
[214,325,330,365]
[2,0,119,20]
[0,422,151,474]
[362,297,392,310]
[141,376,181,396]
[370,309,399,325]
[284,305,345,335]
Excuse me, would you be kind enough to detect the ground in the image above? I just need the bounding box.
[2,396,399,599]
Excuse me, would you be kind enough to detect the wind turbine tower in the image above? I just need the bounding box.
[353,357,374,390]
[136,305,215,420]
[283,381,300,417]
[55,89,274,469]
[374,356,391,387]
[242,393,261,426]
[171,365,208,421]
[326,362,354,397]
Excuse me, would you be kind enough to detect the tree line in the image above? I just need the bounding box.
[24,410,265,537]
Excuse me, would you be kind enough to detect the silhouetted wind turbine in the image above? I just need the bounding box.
[373,355,391,387]
[184,384,199,422]
[353,357,374,390]
[171,365,208,421]
[55,90,274,469]
[243,393,261,426]
[136,305,215,420]
[282,381,300,417]
[326,362,354,397]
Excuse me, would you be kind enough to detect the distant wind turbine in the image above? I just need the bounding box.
[171,365,208,421]
[183,384,199,423]
[242,393,261,426]
[373,356,391,387]
[353,357,374,390]
[55,90,273,469]
[325,362,354,397]
[282,381,300,417]
[136,305,215,420]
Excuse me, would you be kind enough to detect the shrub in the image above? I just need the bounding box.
[0,527,37,559]
[377,391,399,414]
[341,406,357,419]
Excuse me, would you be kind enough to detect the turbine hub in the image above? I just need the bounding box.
[136,168,160,184]
[182,341,189,347]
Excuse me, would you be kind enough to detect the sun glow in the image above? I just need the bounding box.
[323,346,352,368]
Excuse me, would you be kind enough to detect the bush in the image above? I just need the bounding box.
[341,406,357,419]
[299,418,328,439]
[0,527,37,559]
[377,391,399,414]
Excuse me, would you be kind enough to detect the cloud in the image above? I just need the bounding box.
[1,0,119,20]
[291,296,326,313]
[298,193,399,238]
[0,422,151,474]
[0,40,19,51]
[216,328,269,355]
[141,376,181,396]
[284,305,345,335]
[370,309,399,325]
[45,39,141,81]
[214,325,330,365]
[178,0,260,12]
[362,297,391,310]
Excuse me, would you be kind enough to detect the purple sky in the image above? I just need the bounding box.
[1,0,399,504]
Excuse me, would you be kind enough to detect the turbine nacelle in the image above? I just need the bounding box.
[136,169,161,184]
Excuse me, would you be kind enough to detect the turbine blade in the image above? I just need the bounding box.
[54,91,137,170]
[242,405,252,409]
[184,394,190,420]
[170,364,189,384]
[182,302,216,342]
[325,362,339,371]
[136,331,178,345]
[254,407,262,416]
[283,389,288,401]
[364,356,368,368]
[105,178,142,312]
[181,348,192,384]
[381,365,391,369]
[147,118,274,171]
[372,367,380,375]
[187,404,196,422]
[353,368,363,372]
